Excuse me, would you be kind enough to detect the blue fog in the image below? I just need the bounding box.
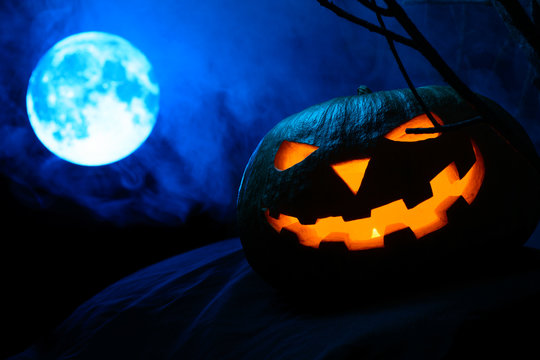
[0,1,538,243]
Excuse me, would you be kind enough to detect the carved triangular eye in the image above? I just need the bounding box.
[274,141,318,171]
[331,158,370,195]
[385,113,443,142]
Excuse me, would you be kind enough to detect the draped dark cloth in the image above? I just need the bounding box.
[11,238,540,359]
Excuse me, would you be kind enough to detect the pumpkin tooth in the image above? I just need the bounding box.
[444,196,470,224]
[454,142,477,178]
[268,208,280,219]
[402,179,434,209]
[318,240,349,253]
[297,215,318,225]
[342,208,371,221]
[383,227,416,248]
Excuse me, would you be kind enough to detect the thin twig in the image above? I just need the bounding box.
[382,0,482,100]
[490,0,540,86]
[373,2,442,128]
[381,0,524,139]
[491,0,540,55]
[356,0,393,16]
[406,116,484,133]
[317,0,418,49]
[400,0,490,4]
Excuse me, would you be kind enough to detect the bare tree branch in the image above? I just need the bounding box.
[373,2,442,127]
[532,0,540,30]
[317,0,418,49]
[319,0,492,132]
[356,0,393,16]
[490,0,540,85]
[399,0,490,4]
[317,0,540,170]
[382,0,496,126]
[406,116,483,133]
[399,0,540,88]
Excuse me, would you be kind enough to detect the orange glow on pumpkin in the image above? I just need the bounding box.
[274,140,319,171]
[266,140,485,250]
[384,113,443,142]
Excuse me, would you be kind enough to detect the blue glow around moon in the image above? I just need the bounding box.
[26,31,160,166]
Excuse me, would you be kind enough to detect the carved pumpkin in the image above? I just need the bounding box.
[237,86,540,289]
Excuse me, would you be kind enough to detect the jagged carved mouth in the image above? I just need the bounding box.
[265,141,485,251]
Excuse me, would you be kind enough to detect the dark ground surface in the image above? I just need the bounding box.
[6,237,540,360]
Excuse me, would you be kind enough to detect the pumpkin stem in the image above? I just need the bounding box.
[357,86,373,95]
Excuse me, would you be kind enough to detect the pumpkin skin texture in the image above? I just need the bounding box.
[237,86,540,291]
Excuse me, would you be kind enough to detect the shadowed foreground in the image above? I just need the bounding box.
[11,238,540,359]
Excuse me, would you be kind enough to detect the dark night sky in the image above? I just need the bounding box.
[1,0,538,230]
[1,0,539,357]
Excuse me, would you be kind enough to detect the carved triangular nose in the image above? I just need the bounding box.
[331,158,371,195]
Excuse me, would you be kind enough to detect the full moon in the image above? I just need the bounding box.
[26,31,160,166]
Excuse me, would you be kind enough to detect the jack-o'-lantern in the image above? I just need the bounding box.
[237,86,540,290]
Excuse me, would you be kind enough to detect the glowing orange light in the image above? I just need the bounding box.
[331,158,371,195]
[384,113,443,142]
[266,141,485,250]
[274,140,319,171]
